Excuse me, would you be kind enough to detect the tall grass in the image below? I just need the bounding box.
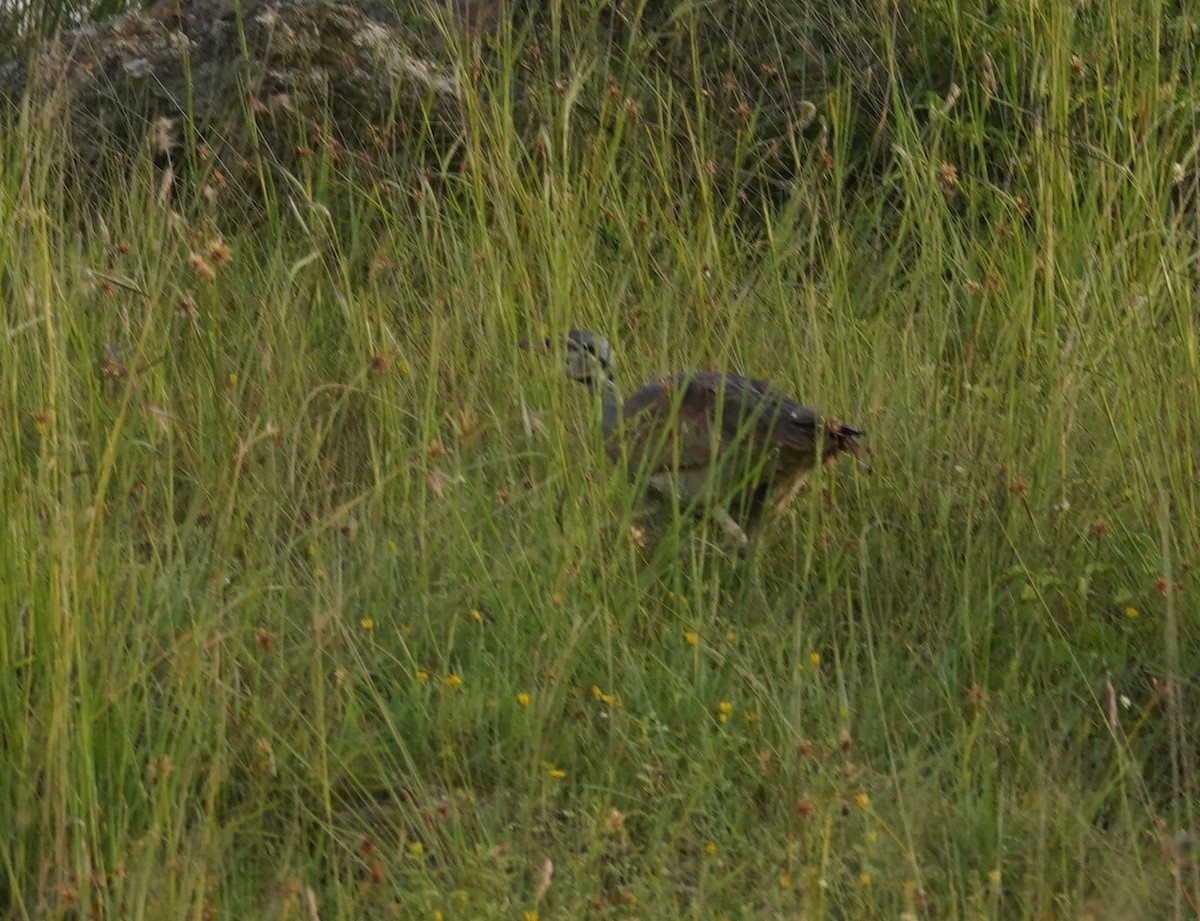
[1,2,1197,918]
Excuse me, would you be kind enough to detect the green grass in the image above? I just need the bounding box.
[2,2,1198,918]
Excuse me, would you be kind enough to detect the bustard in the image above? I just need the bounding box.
[522,329,862,547]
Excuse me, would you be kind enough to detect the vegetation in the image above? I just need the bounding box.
[1,1,1197,918]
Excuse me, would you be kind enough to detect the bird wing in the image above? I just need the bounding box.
[710,372,824,454]
[610,372,823,472]
[715,373,863,458]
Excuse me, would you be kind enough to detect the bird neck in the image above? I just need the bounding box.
[588,373,621,437]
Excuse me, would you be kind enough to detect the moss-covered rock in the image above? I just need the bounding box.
[0,0,463,172]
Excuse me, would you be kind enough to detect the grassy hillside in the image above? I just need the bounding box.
[1,2,1197,918]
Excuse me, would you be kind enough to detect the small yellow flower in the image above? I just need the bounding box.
[855,792,870,808]
[866,829,878,844]
[416,668,429,681]
[548,768,566,778]
[717,701,732,723]
[433,913,442,921]
[444,674,462,687]
[591,685,603,699]
[809,651,821,666]
[228,372,238,386]
[725,631,735,643]
[1124,606,1140,618]
[313,567,326,580]
[685,631,699,646]
[408,841,425,856]
[387,540,398,552]
[988,868,1002,885]
[306,544,317,557]
[838,706,849,719]
[779,874,792,888]
[517,692,531,707]
[551,592,565,605]
[860,872,872,886]
[360,618,374,630]
[470,608,483,622]
[525,913,539,921]
[705,841,717,855]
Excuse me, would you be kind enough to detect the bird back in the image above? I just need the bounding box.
[609,370,859,479]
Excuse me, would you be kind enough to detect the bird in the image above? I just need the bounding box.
[521,329,862,547]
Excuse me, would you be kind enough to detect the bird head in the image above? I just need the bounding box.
[520,329,615,388]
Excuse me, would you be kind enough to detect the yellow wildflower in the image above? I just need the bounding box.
[444,674,462,687]
[685,631,698,646]
[517,692,531,707]
[360,618,374,630]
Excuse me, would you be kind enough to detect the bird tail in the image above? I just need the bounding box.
[825,419,864,459]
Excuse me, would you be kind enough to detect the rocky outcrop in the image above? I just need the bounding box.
[0,0,464,170]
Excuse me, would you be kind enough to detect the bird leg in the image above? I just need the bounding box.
[764,469,813,526]
[712,507,750,550]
